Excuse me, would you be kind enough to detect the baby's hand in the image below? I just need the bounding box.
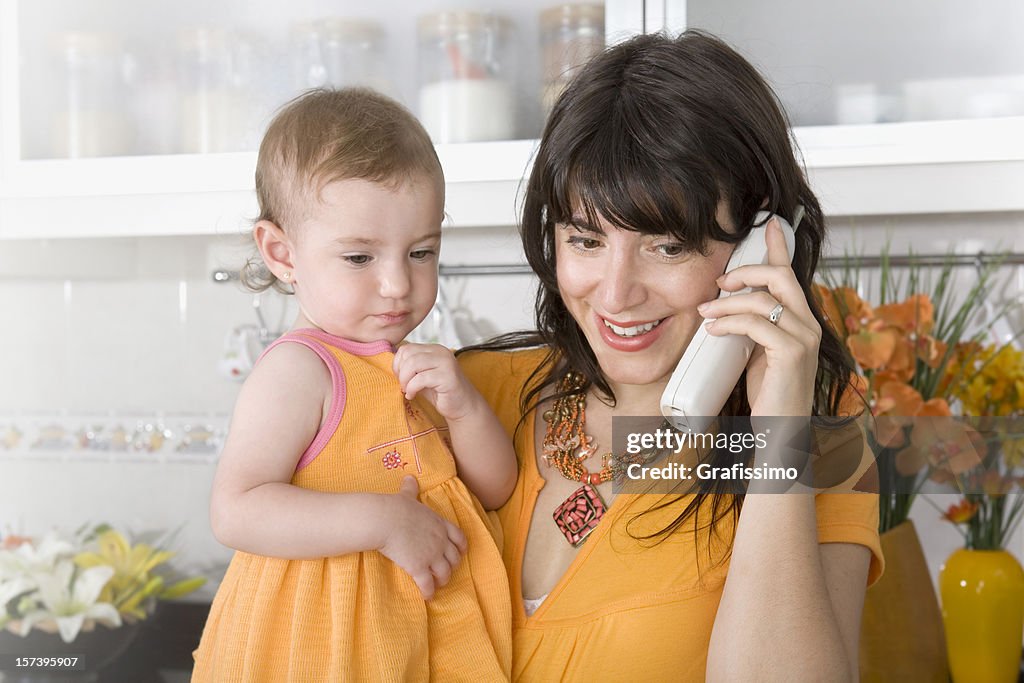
[392,343,481,421]
[379,476,468,600]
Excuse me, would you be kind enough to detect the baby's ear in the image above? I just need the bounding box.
[254,220,294,279]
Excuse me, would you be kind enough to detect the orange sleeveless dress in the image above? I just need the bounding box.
[193,329,511,682]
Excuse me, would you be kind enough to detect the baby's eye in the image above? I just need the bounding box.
[343,254,372,265]
[410,249,436,261]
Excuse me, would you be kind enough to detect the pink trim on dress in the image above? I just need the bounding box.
[293,328,396,356]
[259,333,347,472]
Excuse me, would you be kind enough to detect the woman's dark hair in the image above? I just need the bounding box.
[460,31,860,549]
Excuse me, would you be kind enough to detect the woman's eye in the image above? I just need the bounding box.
[567,236,602,250]
[410,249,436,261]
[656,243,687,257]
[343,254,371,265]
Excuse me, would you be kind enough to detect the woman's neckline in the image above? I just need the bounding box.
[515,387,631,624]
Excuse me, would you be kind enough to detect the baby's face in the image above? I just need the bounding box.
[288,175,444,345]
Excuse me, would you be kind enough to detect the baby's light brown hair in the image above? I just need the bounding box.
[244,87,444,292]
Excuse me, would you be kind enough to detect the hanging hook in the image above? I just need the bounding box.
[974,250,986,281]
[252,294,270,341]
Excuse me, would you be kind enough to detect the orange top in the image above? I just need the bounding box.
[459,347,883,682]
[193,330,511,682]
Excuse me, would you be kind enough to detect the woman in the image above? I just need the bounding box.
[458,31,882,681]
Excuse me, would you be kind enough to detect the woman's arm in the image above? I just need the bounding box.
[702,218,869,679]
[393,343,518,509]
[209,342,467,597]
[706,493,869,682]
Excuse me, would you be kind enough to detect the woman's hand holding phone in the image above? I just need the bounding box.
[700,217,821,417]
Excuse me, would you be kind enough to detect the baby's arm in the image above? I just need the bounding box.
[393,344,518,509]
[210,342,466,598]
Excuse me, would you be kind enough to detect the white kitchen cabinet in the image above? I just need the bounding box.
[0,0,1022,240]
[661,0,1024,218]
[0,0,643,238]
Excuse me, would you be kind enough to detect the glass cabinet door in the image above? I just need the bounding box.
[668,0,1024,127]
[6,0,635,161]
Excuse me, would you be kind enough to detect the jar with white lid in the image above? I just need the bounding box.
[417,11,516,143]
[540,3,604,117]
[50,31,132,158]
[290,18,387,93]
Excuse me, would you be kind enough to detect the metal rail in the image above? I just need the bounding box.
[211,251,1024,283]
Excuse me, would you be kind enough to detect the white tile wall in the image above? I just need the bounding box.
[0,213,1022,588]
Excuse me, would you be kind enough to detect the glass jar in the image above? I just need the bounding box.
[132,44,181,155]
[417,11,515,143]
[50,32,132,158]
[177,27,247,154]
[540,4,604,118]
[290,18,387,94]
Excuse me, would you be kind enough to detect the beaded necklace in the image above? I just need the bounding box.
[541,371,647,546]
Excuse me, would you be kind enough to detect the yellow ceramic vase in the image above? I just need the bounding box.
[939,548,1024,683]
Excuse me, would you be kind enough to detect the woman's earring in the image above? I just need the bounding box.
[281,271,291,281]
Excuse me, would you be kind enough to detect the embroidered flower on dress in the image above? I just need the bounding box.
[381,450,406,470]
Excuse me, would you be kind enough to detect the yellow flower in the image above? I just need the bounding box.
[948,341,1024,418]
[75,529,176,621]
[993,429,1024,467]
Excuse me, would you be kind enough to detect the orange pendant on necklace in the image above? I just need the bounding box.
[552,483,606,546]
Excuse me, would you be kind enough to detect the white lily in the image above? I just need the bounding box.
[0,532,75,579]
[0,574,37,632]
[17,559,121,643]
[0,575,36,607]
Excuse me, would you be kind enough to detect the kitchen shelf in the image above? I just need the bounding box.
[0,140,539,239]
[799,117,1024,218]
[1,120,1022,240]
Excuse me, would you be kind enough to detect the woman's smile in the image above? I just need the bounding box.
[594,312,672,351]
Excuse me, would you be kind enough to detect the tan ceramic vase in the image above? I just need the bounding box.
[859,520,949,682]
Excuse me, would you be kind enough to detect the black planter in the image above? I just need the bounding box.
[0,622,141,683]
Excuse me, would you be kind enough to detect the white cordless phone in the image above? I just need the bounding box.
[660,209,801,431]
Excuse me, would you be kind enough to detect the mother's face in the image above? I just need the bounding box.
[554,204,735,392]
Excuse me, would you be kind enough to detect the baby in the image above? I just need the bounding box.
[192,88,515,682]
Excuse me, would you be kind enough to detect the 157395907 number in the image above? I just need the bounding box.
[10,656,82,668]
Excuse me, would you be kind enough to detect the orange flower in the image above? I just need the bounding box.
[943,499,979,524]
[871,381,924,449]
[895,408,964,476]
[874,380,924,416]
[916,335,948,368]
[919,398,952,417]
[908,414,983,478]
[847,327,899,370]
[883,333,917,382]
[876,294,935,337]
[814,285,872,336]
[1,534,31,549]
